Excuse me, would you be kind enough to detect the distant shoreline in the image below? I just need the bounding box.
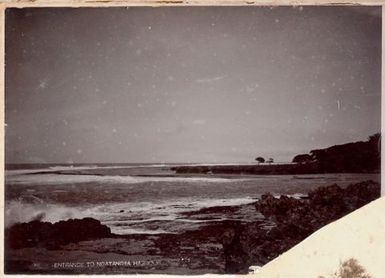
[13,165,380,179]
[4,162,292,171]
[171,163,380,175]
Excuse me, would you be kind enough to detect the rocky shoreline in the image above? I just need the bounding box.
[5,180,380,274]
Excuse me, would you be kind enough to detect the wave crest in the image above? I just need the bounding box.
[5,200,85,227]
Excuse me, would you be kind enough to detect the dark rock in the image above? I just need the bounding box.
[224,180,381,272]
[344,180,381,209]
[5,217,113,249]
[222,225,251,274]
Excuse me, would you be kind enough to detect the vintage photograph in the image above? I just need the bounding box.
[4,6,382,275]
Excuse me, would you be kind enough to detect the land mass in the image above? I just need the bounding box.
[171,134,381,175]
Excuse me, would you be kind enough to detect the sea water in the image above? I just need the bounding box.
[5,164,380,235]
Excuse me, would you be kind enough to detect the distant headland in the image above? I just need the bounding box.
[172,133,381,175]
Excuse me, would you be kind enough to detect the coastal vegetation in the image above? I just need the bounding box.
[255,157,265,164]
[308,133,380,173]
[173,133,381,175]
[292,154,312,164]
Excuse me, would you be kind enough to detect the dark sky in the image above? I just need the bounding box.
[5,6,382,164]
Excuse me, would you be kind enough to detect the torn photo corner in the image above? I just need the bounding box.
[1,4,383,277]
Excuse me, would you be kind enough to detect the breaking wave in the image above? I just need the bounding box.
[5,199,86,228]
[5,196,257,234]
[6,173,251,186]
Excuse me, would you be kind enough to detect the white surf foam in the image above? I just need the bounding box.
[5,165,137,176]
[6,173,252,185]
[5,195,257,235]
[5,200,87,227]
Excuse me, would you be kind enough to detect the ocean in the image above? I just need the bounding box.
[5,163,380,235]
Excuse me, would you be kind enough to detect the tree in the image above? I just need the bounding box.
[368,133,380,144]
[255,157,265,164]
[368,133,381,154]
[292,154,312,164]
[267,158,274,164]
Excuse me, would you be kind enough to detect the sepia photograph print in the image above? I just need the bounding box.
[4,6,382,275]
